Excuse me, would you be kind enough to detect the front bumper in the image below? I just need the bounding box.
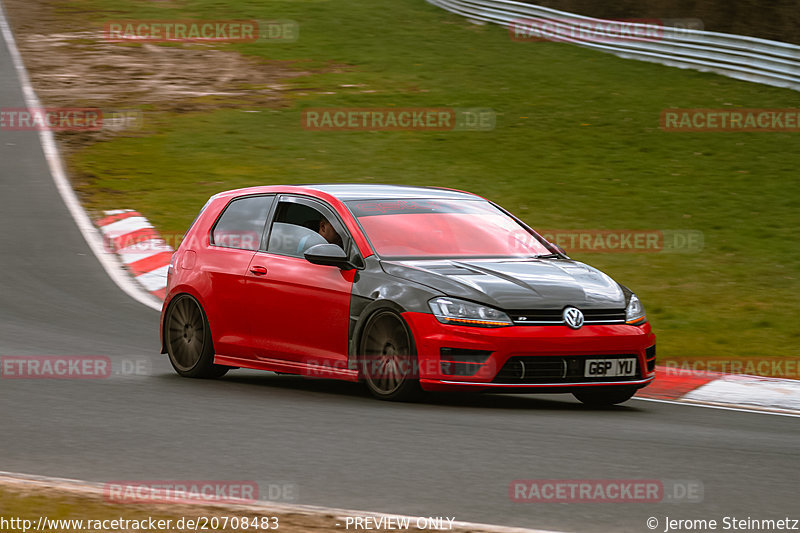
[401,312,656,393]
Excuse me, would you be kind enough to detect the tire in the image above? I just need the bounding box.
[359,310,422,401]
[165,294,229,379]
[573,386,637,406]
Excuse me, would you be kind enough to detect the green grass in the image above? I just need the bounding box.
[52,0,799,360]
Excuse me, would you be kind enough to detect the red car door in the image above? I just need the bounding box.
[201,194,274,357]
[244,196,356,371]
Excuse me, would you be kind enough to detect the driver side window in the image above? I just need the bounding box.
[266,200,348,258]
[268,222,328,257]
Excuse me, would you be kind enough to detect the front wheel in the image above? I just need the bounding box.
[359,310,421,401]
[165,294,228,379]
[573,387,637,406]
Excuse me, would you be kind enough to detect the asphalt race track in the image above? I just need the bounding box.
[1,20,798,533]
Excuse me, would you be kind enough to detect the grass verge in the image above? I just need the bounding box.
[0,480,502,533]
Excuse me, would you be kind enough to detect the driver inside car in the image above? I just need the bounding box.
[318,217,343,247]
[297,217,343,254]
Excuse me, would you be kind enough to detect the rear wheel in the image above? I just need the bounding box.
[165,294,228,379]
[573,387,637,406]
[359,310,421,401]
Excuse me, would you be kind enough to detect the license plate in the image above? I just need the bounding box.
[584,358,636,377]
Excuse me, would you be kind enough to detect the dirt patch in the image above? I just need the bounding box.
[3,0,302,107]
[16,32,297,108]
[1,0,318,153]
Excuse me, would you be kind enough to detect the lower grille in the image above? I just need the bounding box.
[440,347,492,377]
[646,345,657,372]
[493,354,641,384]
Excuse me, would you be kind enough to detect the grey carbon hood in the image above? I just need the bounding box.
[380,258,626,310]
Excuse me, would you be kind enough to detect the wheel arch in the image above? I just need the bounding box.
[160,289,211,354]
[349,300,413,375]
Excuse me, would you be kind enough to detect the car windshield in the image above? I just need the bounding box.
[347,198,551,259]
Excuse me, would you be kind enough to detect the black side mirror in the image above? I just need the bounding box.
[304,243,354,270]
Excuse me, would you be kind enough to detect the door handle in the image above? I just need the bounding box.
[249,266,268,276]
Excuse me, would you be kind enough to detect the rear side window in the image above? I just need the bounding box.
[211,196,273,251]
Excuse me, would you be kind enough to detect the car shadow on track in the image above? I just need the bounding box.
[157,371,646,412]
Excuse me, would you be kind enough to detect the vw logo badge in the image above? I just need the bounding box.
[563,306,584,329]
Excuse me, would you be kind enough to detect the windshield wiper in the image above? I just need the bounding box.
[532,253,561,259]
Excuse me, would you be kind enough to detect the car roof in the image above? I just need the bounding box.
[301,184,480,201]
[214,184,482,202]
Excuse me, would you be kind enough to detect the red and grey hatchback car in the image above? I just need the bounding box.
[160,184,656,404]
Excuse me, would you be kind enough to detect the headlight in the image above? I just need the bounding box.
[625,294,647,325]
[429,297,512,328]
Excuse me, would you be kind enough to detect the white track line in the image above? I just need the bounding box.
[0,2,161,311]
[0,471,567,533]
[632,397,800,418]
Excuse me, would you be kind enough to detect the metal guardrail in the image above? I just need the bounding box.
[427,0,800,91]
